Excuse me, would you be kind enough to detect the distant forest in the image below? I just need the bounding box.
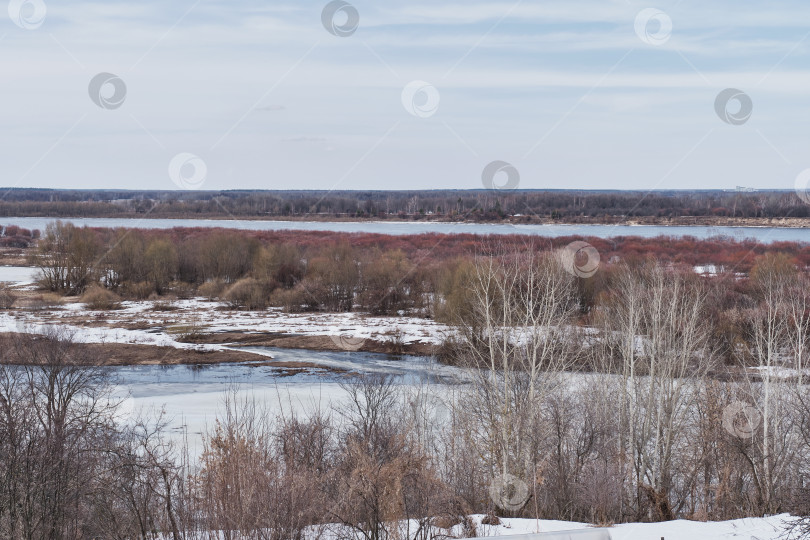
[0,188,808,221]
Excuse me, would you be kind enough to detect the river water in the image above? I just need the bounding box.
[0,266,38,284]
[2,216,809,243]
[110,347,460,454]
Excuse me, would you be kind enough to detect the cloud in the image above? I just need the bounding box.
[282,136,327,142]
[2,0,810,191]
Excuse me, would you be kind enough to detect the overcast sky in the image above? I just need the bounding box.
[2,0,810,191]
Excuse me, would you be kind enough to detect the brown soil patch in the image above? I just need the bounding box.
[0,331,414,370]
[0,333,263,366]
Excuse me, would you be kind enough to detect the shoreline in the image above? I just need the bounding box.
[0,333,261,366]
[0,297,447,366]
[182,331,438,356]
[0,331,429,367]
[0,330,784,384]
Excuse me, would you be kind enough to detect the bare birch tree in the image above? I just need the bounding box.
[734,254,804,514]
[599,261,715,520]
[450,249,580,514]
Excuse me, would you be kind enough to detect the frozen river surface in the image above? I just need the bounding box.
[109,347,461,454]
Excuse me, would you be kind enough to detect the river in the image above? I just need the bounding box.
[110,347,460,455]
[1,216,809,243]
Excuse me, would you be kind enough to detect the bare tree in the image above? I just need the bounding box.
[598,261,715,520]
[328,375,448,540]
[0,329,119,538]
[734,254,804,514]
[450,249,581,516]
[32,221,100,294]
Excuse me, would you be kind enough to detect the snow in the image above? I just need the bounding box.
[280,514,799,540]
[116,376,353,458]
[0,309,223,351]
[150,513,796,539]
[748,365,810,380]
[693,264,720,276]
[0,265,39,286]
[0,298,452,352]
[151,510,795,539]
[459,513,793,540]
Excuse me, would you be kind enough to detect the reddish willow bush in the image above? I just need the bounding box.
[0,224,39,247]
[87,226,810,271]
[30,222,810,320]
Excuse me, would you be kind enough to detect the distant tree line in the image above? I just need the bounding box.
[1,188,809,220]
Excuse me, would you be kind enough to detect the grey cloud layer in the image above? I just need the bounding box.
[1,0,808,190]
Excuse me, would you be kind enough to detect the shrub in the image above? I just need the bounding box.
[144,239,179,294]
[433,258,477,324]
[0,283,16,309]
[357,250,418,315]
[305,243,358,311]
[151,301,178,312]
[198,233,258,283]
[198,279,226,301]
[269,287,307,312]
[167,318,204,341]
[223,278,269,310]
[168,280,195,299]
[122,281,155,300]
[383,329,406,355]
[82,286,121,310]
[253,243,304,288]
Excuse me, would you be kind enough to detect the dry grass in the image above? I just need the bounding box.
[82,286,122,310]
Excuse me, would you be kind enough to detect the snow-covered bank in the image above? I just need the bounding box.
[456,514,792,540]
[0,297,451,353]
[149,512,795,540]
[258,513,798,540]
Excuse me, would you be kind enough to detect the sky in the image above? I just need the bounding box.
[2,0,810,192]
